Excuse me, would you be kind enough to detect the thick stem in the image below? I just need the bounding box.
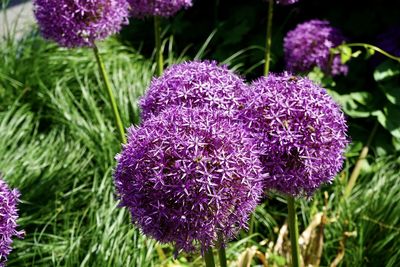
[264,0,274,76]
[204,248,216,267]
[93,44,126,144]
[287,196,301,267]
[154,16,164,76]
[344,122,379,198]
[248,213,255,242]
[218,236,227,267]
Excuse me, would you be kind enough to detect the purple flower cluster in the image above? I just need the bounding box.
[140,61,249,121]
[128,0,192,18]
[284,19,348,76]
[34,0,129,48]
[276,0,299,5]
[376,27,400,57]
[239,73,348,196]
[0,178,24,266]
[114,107,263,252]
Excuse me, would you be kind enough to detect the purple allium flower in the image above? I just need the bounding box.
[239,73,348,196]
[140,61,249,121]
[34,0,129,48]
[114,107,263,252]
[376,26,400,58]
[128,0,192,18]
[0,178,24,266]
[276,0,299,5]
[284,19,348,76]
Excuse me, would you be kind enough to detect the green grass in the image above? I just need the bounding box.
[0,30,159,266]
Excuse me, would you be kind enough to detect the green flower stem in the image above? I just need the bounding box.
[264,0,274,75]
[344,121,379,198]
[218,238,227,267]
[340,43,400,63]
[248,214,255,242]
[154,16,164,76]
[204,247,216,267]
[287,196,301,267]
[93,44,126,144]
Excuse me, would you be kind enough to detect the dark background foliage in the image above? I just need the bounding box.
[122,0,400,77]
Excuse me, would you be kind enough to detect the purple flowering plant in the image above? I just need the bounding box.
[128,0,192,18]
[284,19,348,76]
[275,0,299,5]
[376,27,400,58]
[114,107,263,253]
[127,0,193,76]
[239,73,348,196]
[34,0,129,143]
[140,60,250,121]
[0,178,24,266]
[34,0,129,48]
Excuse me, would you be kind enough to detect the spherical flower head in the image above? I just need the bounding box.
[128,0,192,17]
[276,0,299,5]
[34,0,129,48]
[0,178,24,266]
[239,73,348,196]
[284,19,348,76]
[114,107,263,252]
[140,60,250,121]
[376,26,400,57]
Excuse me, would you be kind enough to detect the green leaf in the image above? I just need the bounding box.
[350,91,372,105]
[352,50,362,58]
[374,61,400,81]
[379,83,400,105]
[340,45,353,64]
[392,136,400,151]
[307,67,335,87]
[327,90,375,118]
[373,104,400,139]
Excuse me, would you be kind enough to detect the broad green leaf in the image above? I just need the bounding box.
[373,104,400,139]
[350,91,372,105]
[379,83,400,105]
[392,136,400,151]
[374,61,400,81]
[327,90,374,118]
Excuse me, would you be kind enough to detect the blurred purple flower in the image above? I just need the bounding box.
[239,73,348,196]
[140,60,250,121]
[284,19,348,76]
[0,178,24,266]
[376,27,400,57]
[34,0,129,48]
[128,0,192,18]
[276,0,299,5]
[114,107,263,252]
